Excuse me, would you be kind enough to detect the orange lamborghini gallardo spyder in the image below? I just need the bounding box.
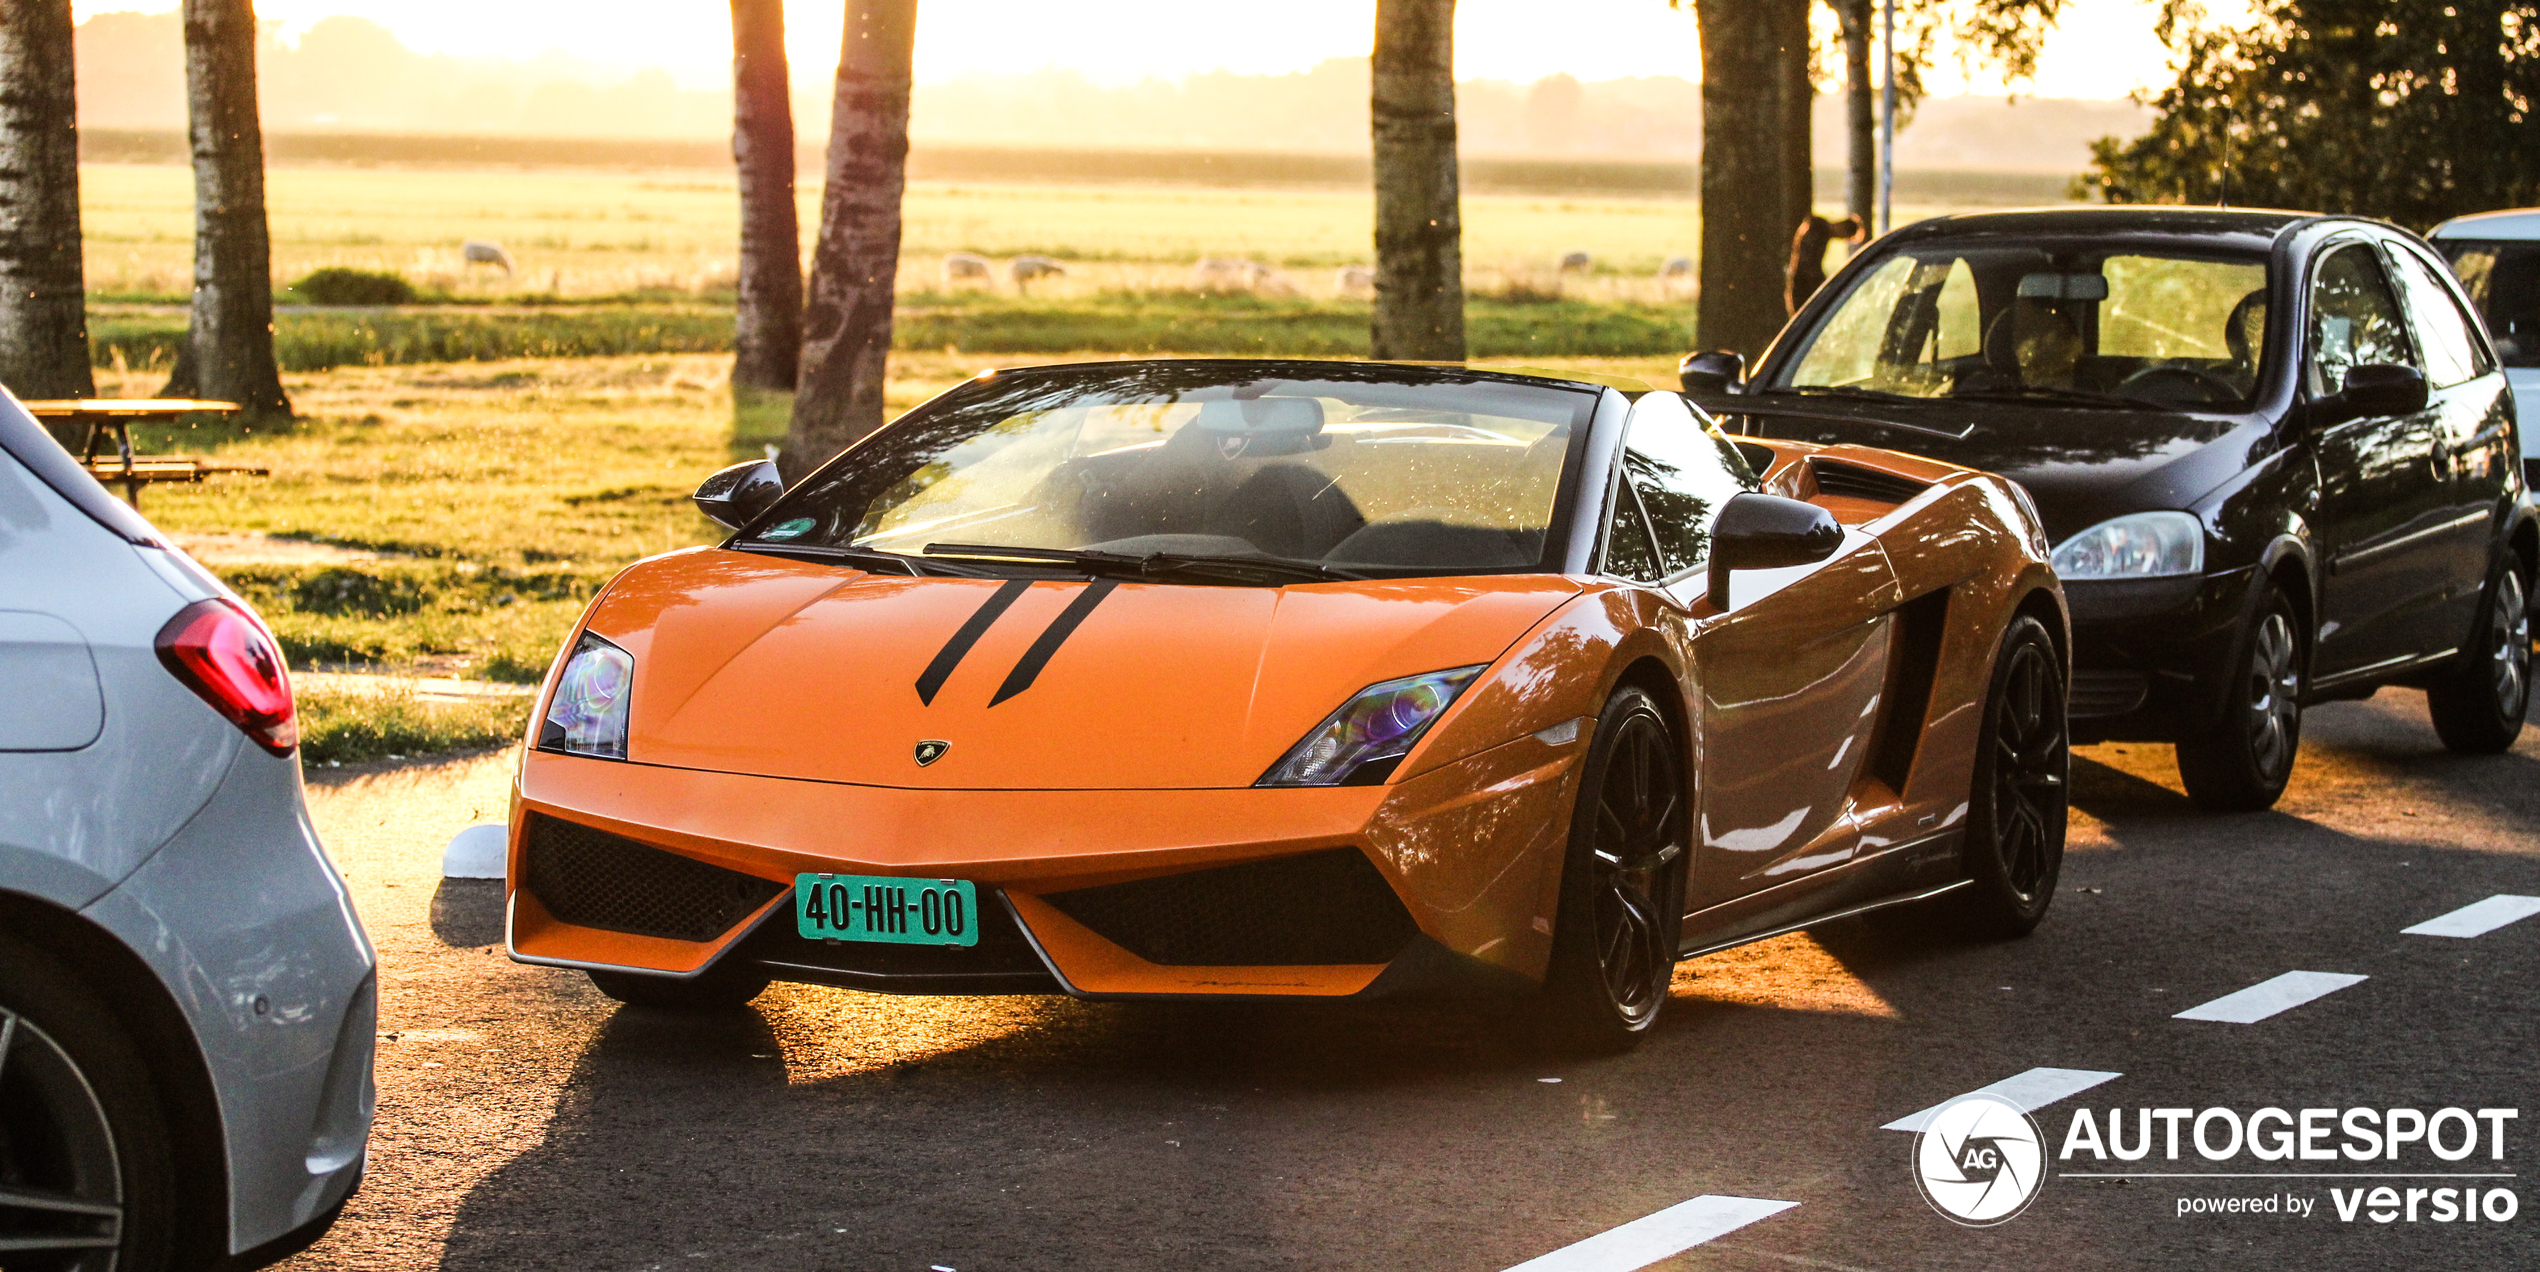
[507,360,2068,1045]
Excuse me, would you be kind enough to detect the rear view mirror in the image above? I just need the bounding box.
[1679,350,1746,395]
[1708,492,1842,610]
[2321,363,2430,422]
[694,459,784,530]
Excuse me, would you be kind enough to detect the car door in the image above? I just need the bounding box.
[2386,239,2514,649]
[1611,395,1900,911]
[2305,240,2452,681]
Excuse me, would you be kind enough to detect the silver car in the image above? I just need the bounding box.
[1,394,374,1268]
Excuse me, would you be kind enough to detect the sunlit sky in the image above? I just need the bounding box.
[72,0,2213,99]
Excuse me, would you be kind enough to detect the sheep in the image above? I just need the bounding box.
[1009,255,1066,291]
[942,252,991,283]
[462,240,514,275]
[1335,264,1375,297]
[1557,250,1593,274]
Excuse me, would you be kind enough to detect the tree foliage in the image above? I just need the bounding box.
[2079,0,2540,228]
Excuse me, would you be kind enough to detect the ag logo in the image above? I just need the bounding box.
[1912,1093,2046,1226]
[913,740,950,767]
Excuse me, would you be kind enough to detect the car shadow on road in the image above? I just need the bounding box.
[430,879,505,948]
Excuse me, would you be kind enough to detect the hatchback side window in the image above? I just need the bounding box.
[2388,248,2490,387]
[1602,486,1665,583]
[2308,244,2417,396]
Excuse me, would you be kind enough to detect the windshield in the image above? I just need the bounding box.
[1776,239,2273,409]
[2437,240,2540,368]
[742,365,1597,578]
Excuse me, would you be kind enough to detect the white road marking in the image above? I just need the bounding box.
[1881,1067,2123,1133]
[1500,1195,1798,1272]
[2173,971,2367,1023]
[2402,894,2540,938]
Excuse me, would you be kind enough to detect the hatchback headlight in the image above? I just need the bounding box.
[2050,511,2205,580]
[1258,666,1485,787]
[539,632,633,759]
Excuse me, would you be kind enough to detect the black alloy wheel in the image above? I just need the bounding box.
[2428,552,2532,754]
[587,965,772,1012]
[0,936,180,1272]
[1958,614,2069,938]
[2178,583,2305,811]
[1543,685,1688,1049]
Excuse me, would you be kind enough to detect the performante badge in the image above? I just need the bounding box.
[914,740,950,767]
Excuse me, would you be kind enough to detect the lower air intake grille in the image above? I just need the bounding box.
[1043,848,1419,966]
[520,813,784,943]
[1810,460,1931,505]
[2069,670,2151,718]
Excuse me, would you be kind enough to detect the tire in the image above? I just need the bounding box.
[2427,550,2531,754]
[0,934,182,1272]
[587,965,771,1012]
[2177,582,2305,811]
[1957,615,2069,938]
[1539,684,1689,1051]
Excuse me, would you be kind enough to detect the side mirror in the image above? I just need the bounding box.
[694,459,784,530]
[1708,492,1842,610]
[1679,350,1746,396]
[2319,363,2429,423]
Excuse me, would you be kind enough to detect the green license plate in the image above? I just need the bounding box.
[795,874,979,946]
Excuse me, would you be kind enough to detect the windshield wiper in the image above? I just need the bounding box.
[739,542,981,577]
[923,542,1365,586]
[1755,385,1921,403]
[1942,385,2170,410]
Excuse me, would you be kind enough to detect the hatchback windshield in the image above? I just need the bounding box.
[1776,240,2273,408]
[2438,240,2540,368]
[743,366,1596,577]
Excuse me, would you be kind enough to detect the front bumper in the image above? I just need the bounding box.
[507,731,1584,998]
[2062,565,2259,743]
[82,744,375,1260]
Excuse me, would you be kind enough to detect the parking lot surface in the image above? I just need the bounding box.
[280,688,2536,1271]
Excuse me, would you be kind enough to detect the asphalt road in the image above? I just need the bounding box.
[279,687,2538,1271]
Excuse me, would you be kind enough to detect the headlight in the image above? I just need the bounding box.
[539,632,633,759]
[1257,666,1485,787]
[2050,511,2205,580]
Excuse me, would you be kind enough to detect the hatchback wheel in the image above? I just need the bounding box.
[0,936,180,1272]
[1541,685,1688,1050]
[2178,583,2304,811]
[1957,615,2068,937]
[2428,551,2531,754]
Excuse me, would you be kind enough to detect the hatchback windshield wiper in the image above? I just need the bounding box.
[738,541,982,577]
[922,542,1365,586]
[1942,385,2170,410]
[1755,384,1921,403]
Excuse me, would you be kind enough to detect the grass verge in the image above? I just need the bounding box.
[298,686,529,765]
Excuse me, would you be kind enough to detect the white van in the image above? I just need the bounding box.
[2430,209,2540,485]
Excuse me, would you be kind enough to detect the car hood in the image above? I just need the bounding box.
[1713,397,2281,543]
[581,548,1581,790]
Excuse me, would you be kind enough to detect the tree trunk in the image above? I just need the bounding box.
[1695,0,1802,359]
[730,0,803,393]
[1834,0,1876,229]
[0,0,96,443]
[1773,0,1813,244]
[1369,0,1465,361]
[782,0,915,481]
[164,0,287,415]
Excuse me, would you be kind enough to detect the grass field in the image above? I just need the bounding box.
[81,162,1985,305]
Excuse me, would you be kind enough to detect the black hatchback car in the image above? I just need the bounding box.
[1681,207,2534,810]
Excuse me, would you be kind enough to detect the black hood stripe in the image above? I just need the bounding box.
[915,579,1032,704]
[990,579,1119,706]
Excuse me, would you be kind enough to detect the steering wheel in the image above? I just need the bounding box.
[2116,363,2240,405]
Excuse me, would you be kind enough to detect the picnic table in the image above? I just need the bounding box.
[19,399,266,508]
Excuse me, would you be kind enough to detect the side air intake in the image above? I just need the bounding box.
[1810,460,1931,505]
[1042,848,1419,966]
[519,813,784,943]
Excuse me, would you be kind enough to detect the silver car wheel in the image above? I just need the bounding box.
[0,1008,126,1269]
[2245,611,2301,780]
[2487,569,2529,717]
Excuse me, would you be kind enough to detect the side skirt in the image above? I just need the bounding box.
[1676,826,1966,959]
